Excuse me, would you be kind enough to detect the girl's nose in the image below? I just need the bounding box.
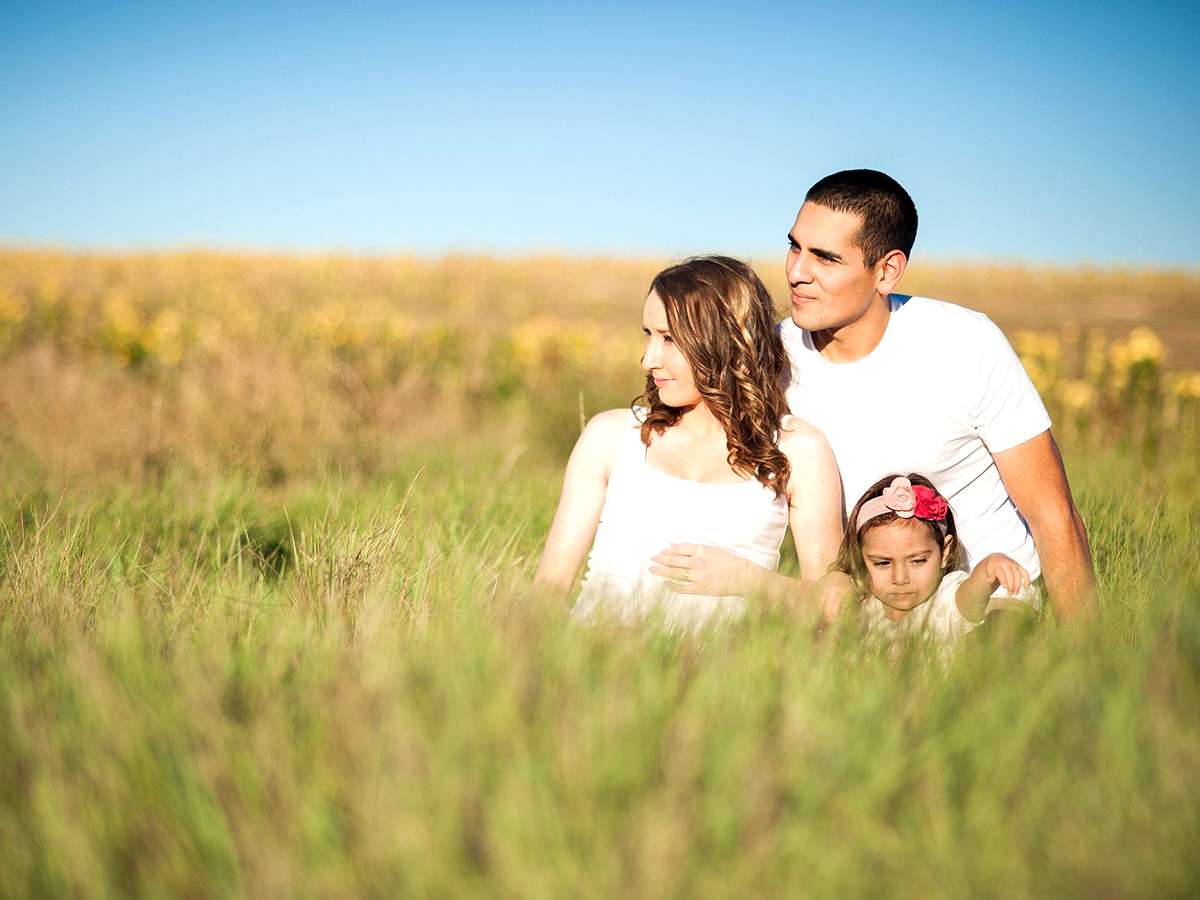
[892,564,909,585]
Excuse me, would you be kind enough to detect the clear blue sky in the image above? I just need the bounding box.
[2,0,1198,264]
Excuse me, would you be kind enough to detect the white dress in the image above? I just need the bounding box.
[860,569,979,645]
[571,410,791,631]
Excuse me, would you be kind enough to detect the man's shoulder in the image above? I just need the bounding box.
[778,295,1000,342]
[893,294,995,330]
[892,295,1013,352]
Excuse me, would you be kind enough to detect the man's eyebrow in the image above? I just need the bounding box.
[787,233,845,262]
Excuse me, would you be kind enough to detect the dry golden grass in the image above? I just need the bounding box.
[1,246,1198,488]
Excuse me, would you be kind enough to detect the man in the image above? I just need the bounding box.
[780,169,1096,620]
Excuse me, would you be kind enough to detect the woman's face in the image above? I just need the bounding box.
[642,291,700,409]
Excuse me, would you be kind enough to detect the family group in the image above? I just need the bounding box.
[533,169,1096,643]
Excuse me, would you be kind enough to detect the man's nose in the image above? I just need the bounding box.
[787,250,812,284]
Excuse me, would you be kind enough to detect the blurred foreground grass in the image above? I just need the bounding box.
[2,249,1199,897]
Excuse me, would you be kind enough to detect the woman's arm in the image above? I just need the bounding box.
[954,553,1032,624]
[781,419,844,584]
[531,409,628,605]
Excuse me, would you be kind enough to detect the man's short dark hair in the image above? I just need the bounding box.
[805,169,918,267]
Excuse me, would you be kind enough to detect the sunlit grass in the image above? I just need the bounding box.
[2,249,1199,896]
[3,445,1199,896]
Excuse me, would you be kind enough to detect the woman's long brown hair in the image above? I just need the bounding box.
[637,256,792,498]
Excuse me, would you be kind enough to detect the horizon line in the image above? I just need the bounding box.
[2,240,1198,274]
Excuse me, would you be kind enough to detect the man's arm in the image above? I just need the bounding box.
[991,430,1097,622]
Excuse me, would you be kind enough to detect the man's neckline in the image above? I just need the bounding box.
[808,294,906,365]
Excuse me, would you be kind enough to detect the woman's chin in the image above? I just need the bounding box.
[658,395,701,412]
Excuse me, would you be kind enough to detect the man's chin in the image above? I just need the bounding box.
[790,309,824,331]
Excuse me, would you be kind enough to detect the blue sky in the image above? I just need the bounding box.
[2,1,1198,263]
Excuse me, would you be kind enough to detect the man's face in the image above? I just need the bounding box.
[785,202,883,333]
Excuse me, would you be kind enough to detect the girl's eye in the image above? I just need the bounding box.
[663,335,674,343]
[912,557,928,565]
[871,560,889,568]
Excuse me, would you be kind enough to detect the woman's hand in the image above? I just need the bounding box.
[649,543,757,596]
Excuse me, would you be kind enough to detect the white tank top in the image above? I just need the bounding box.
[572,409,791,631]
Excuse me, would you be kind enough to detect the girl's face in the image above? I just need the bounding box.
[860,518,949,617]
[642,292,700,409]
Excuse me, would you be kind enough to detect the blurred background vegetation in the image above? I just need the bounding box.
[2,248,1198,897]
[1,248,1198,482]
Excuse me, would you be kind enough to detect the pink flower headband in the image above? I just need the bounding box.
[855,476,949,533]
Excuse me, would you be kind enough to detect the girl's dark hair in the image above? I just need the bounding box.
[636,256,792,498]
[831,472,966,595]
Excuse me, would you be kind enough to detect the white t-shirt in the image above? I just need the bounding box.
[860,569,977,644]
[781,295,1051,582]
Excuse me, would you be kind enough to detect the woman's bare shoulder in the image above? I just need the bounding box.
[585,407,636,435]
[572,407,635,457]
[777,415,834,459]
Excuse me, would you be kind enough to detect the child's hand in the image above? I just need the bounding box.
[978,553,1031,596]
[809,571,857,622]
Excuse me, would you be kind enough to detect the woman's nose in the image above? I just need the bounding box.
[641,340,660,371]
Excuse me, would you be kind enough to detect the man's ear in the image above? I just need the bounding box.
[875,248,908,295]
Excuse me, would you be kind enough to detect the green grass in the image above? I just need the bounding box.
[2,433,1199,899]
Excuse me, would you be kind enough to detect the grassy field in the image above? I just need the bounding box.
[2,249,1200,897]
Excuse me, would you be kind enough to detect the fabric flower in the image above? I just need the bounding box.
[881,477,916,518]
[912,484,948,521]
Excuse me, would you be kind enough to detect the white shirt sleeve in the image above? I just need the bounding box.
[922,570,978,640]
[966,314,1052,453]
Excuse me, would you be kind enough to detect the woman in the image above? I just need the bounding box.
[534,256,842,630]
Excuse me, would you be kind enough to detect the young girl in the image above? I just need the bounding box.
[533,256,843,631]
[823,473,1032,642]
